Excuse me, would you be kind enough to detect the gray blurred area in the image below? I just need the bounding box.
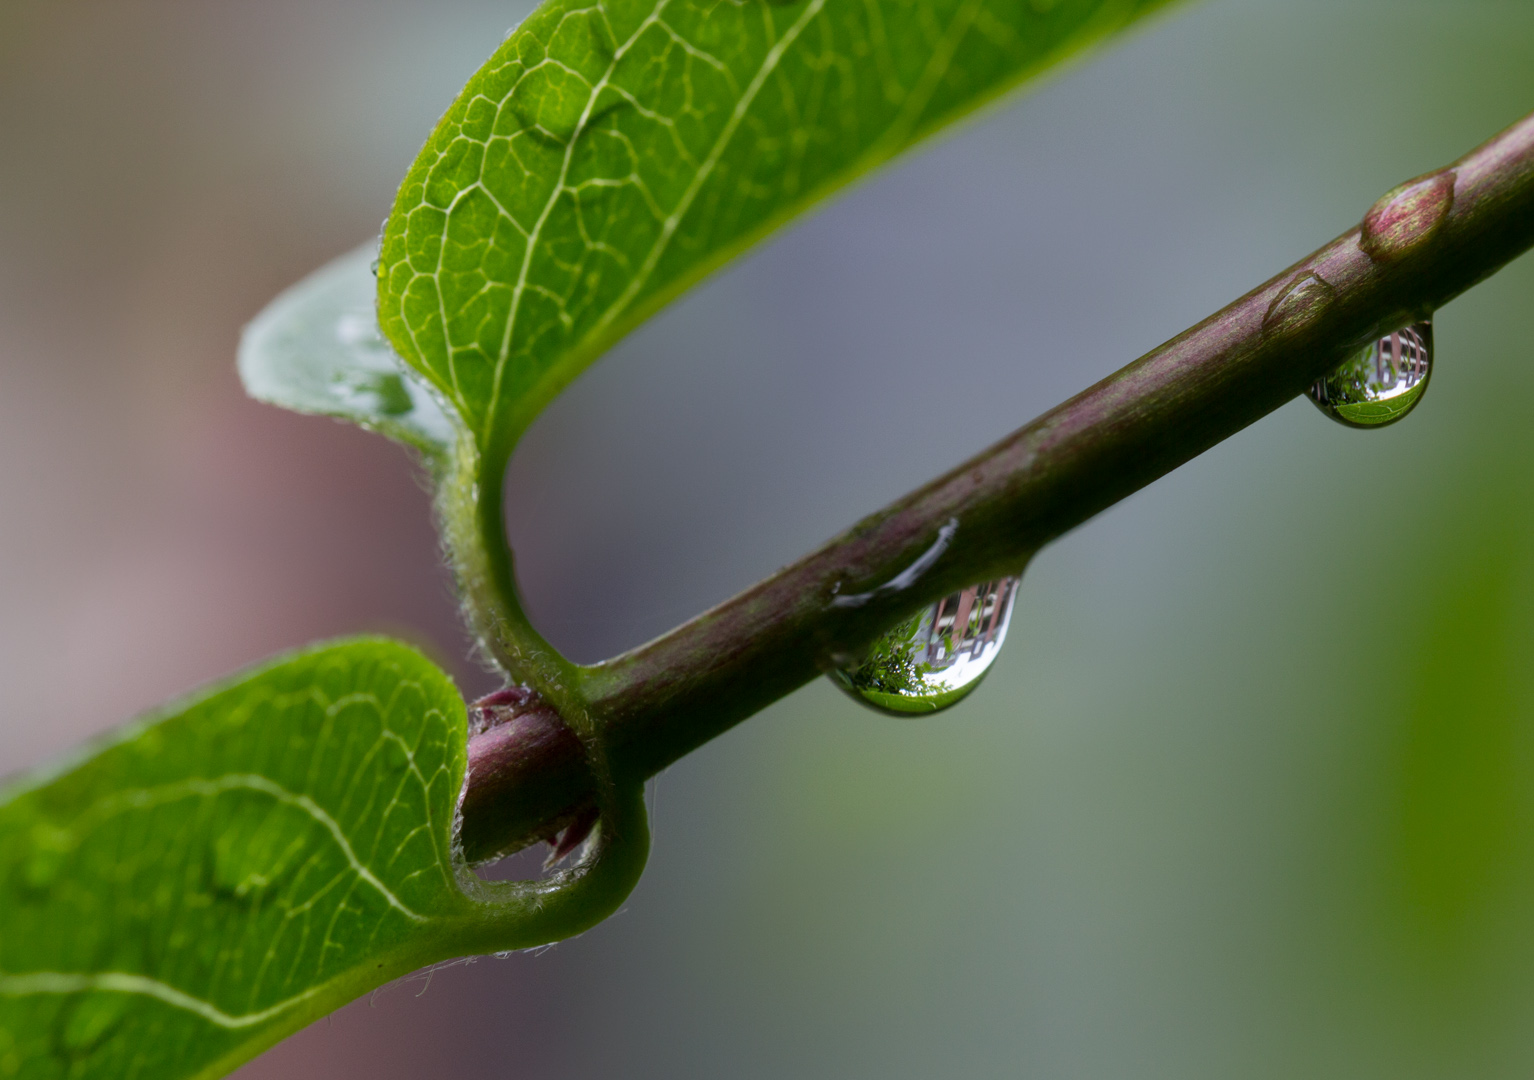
[4,1,1534,1076]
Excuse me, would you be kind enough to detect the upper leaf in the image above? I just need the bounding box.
[0,639,647,1080]
[377,0,1178,453]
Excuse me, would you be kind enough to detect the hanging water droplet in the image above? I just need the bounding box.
[829,576,1019,716]
[1307,321,1433,428]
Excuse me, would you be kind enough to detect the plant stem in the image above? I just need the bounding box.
[439,436,584,700]
[461,108,1534,864]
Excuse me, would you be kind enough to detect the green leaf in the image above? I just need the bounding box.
[0,639,647,1080]
[377,0,1179,456]
[240,0,1186,684]
[239,245,460,465]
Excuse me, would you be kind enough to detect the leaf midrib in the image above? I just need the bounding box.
[479,0,833,447]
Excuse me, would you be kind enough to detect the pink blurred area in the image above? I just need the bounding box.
[0,1,514,777]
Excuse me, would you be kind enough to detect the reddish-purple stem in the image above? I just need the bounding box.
[462,110,1534,864]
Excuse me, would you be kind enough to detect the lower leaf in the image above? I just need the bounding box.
[0,638,645,1080]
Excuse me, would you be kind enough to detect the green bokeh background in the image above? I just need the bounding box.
[3,0,1534,1076]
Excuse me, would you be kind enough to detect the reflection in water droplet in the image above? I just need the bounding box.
[830,577,1019,715]
[1307,321,1432,428]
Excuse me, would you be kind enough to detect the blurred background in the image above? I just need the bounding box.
[3,0,1534,1076]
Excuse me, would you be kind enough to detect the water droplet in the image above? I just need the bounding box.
[1308,322,1433,428]
[829,577,1019,715]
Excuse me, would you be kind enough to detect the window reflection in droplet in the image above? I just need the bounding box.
[829,576,1019,716]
